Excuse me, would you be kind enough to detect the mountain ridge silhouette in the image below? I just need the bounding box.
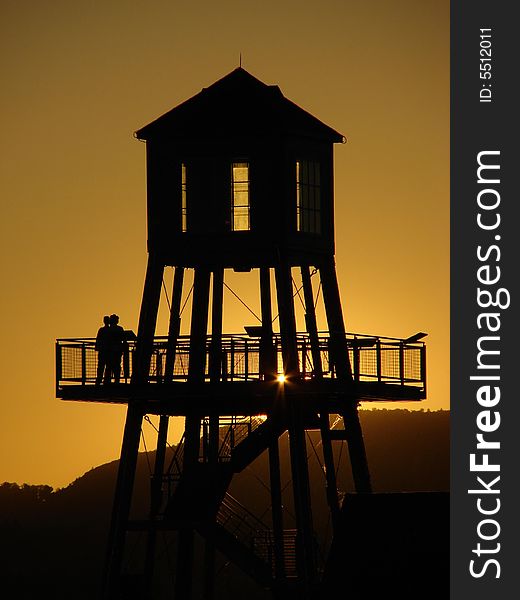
[1,408,449,599]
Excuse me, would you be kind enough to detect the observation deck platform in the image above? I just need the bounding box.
[55,332,426,415]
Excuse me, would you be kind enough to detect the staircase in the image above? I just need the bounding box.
[231,415,288,472]
[204,494,297,585]
[162,415,281,503]
[158,417,300,588]
[218,416,267,461]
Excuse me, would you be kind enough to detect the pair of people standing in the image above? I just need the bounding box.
[95,314,127,385]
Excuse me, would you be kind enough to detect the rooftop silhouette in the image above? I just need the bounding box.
[135,67,344,142]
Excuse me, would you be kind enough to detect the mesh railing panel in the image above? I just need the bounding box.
[404,347,422,381]
[60,346,85,381]
[357,347,377,379]
[380,346,401,380]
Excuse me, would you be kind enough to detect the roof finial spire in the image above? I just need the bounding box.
[239,52,242,68]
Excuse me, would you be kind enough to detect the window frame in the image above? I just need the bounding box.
[231,160,251,232]
[296,159,321,235]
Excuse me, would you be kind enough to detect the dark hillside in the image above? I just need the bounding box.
[0,409,448,599]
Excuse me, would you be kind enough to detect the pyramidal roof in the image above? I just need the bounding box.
[135,68,344,142]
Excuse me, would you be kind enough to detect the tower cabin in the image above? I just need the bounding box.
[137,67,339,270]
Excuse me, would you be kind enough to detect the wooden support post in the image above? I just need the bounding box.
[203,532,216,600]
[164,267,185,383]
[259,267,276,380]
[184,265,211,466]
[300,266,323,378]
[175,529,195,600]
[150,416,169,515]
[182,412,202,470]
[55,342,62,393]
[133,253,164,384]
[81,343,86,385]
[353,341,360,381]
[144,415,169,596]
[205,268,224,599]
[230,338,235,381]
[319,258,372,494]
[342,403,372,493]
[102,403,144,599]
[399,341,405,385]
[176,266,211,600]
[209,268,223,463]
[209,268,224,383]
[268,440,285,581]
[275,260,315,587]
[319,412,341,531]
[288,408,316,594]
[187,266,211,384]
[376,338,382,382]
[421,344,427,395]
[260,267,273,329]
[104,253,164,598]
[301,265,340,529]
[318,258,352,381]
[274,262,299,380]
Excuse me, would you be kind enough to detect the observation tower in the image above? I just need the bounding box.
[55,68,426,599]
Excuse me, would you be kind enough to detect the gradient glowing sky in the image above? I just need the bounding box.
[0,0,448,488]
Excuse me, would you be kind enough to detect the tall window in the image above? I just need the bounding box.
[296,160,321,234]
[231,161,250,231]
[181,163,187,232]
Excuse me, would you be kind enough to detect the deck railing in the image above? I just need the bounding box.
[55,332,426,391]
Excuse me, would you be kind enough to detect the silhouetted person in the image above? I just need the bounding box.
[95,315,111,385]
[107,314,126,383]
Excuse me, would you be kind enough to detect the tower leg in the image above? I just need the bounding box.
[288,411,316,595]
[144,415,169,597]
[103,404,144,599]
[274,262,299,379]
[164,266,185,383]
[103,253,163,598]
[318,258,352,381]
[319,259,372,494]
[209,268,224,460]
[203,268,224,600]
[274,262,315,591]
[187,266,211,384]
[203,535,216,600]
[175,529,195,600]
[133,253,164,384]
[261,266,286,589]
[300,266,322,379]
[301,265,341,530]
[341,404,372,493]
[269,439,286,582]
[259,267,276,380]
[143,266,184,593]
[175,266,211,599]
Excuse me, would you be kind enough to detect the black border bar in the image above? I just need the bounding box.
[451,2,519,597]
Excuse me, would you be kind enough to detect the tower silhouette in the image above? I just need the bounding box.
[56,68,426,599]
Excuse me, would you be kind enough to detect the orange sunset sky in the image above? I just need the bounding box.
[0,0,448,488]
